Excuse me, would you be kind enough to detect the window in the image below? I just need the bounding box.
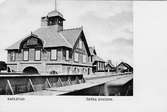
[66,50,69,60]
[51,49,57,60]
[78,40,82,49]
[23,50,29,61]
[10,52,15,61]
[74,52,79,62]
[91,56,93,62]
[83,55,86,63]
[35,50,41,61]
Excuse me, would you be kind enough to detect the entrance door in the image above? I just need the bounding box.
[23,66,39,74]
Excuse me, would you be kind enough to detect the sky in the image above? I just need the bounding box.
[0,0,133,66]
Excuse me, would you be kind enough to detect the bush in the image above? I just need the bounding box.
[50,70,58,75]
[0,61,7,72]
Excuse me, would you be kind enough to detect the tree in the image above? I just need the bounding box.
[0,61,7,72]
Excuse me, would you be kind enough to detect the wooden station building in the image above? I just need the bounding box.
[6,5,92,75]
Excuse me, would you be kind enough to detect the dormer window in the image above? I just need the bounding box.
[49,21,53,25]
[20,34,43,49]
[48,18,56,26]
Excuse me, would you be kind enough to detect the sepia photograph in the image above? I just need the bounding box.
[0,0,133,96]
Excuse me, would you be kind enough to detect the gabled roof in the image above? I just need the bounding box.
[33,27,72,48]
[89,47,96,56]
[60,27,83,47]
[89,46,104,62]
[6,38,23,50]
[6,26,83,50]
[117,62,133,69]
[106,60,114,67]
[106,62,115,68]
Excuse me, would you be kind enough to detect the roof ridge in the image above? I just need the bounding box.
[62,27,83,31]
[58,32,72,48]
[119,62,132,68]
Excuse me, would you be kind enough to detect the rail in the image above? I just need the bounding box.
[84,72,132,81]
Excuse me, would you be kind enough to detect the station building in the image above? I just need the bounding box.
[6,8,92,75]
[105,60,116,72]
[89,47,105,73]
[116,62,133,73]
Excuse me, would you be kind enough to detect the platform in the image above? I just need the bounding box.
[19,74,133,95]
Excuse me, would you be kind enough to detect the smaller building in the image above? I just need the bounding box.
[116,62,133,73]
[89,47,105,73]
[105,60,116,72]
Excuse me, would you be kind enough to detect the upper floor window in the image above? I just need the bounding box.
[10,52,15,61]
[35,49,41,61]
[74,52,79,62]
[83,55,86,63]
[78,40,82,49]
[23,50,29,61]
[51,49,57,60]
[21,36,43,49]
[66,50,69,61]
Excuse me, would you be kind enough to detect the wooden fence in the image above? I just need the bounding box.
[0,74,85,95]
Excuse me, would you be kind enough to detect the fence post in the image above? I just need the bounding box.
[28,79,35,91]
[7,80,14,95]
[46,78,51,88]
[75,76,80,84]
[67,77,71,85]
[58,77,63,87]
